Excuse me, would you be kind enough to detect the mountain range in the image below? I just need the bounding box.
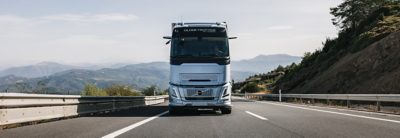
[0,62,78,78]
[0,54,300,94]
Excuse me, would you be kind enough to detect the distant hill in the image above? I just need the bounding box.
[0,62,78,78]
[231,71,256,82]
[0,62,134,78]
[0,62,170,94]
[0,75,28,86]
[231,54,301,73]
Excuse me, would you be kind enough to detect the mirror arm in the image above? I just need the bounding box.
[163,36,172,39]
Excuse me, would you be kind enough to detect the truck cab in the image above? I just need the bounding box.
[164,22,235,114]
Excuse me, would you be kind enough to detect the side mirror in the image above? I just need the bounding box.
[165,40,171,45]
[163,36,172,39]
[228,37,238,39]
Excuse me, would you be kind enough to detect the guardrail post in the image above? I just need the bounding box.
[279,89,282,102]
[112,97,116,111]
[347,100,351,108]
[346,95,350,108]
[376,101,381,111]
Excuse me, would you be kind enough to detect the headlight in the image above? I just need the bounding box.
[221,87,230,98]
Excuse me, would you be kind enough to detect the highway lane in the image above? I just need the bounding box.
[0,105,169,138]
[2,97,400,138]
[235,100,400,138]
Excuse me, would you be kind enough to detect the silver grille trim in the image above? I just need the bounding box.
[186,88,213,97]
[180,73,219,82]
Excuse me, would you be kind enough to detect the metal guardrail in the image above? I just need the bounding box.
[233,93,400,102]
[0,93,168,127]
[232,93,400,111]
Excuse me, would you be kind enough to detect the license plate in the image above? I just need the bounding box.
[193,102,208,106]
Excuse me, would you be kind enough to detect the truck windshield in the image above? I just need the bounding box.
[171,37,229,58]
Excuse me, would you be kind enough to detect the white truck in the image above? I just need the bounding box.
[163,22,236,114]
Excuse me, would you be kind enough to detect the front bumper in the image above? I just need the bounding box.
[169,99,232,108]
[168,83,232,108]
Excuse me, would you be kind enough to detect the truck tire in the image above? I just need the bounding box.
[221,108,232,114]
[169,107,179,115]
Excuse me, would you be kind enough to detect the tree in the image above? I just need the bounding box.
[160,88,169,95]
[105,84,141,96]
[275,65,285,72]
[81,84,107,96]
[241,82,263,93]
[330,0,387,30]
[15,82,31,93]
[142,85,158,96]
[34,80,49,94]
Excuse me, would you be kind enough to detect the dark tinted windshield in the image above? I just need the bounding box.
[171,37,229,58]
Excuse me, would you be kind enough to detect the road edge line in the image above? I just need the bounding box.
[259,101,400,124]
[245,111,268,120]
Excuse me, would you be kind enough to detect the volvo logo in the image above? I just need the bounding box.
[197,90,203,96]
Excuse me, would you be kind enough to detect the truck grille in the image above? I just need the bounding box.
[185,97,215,100]
[186,88,213,97]
[180,73,219,82]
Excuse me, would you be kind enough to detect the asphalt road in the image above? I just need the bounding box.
[2,97,400,138]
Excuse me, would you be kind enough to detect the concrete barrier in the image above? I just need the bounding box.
[0,93,168,127]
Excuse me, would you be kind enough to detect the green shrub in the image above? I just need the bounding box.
[105,84,141,96]
[142,85,159,96]
[241,82,263,93]
[81,84,107,96]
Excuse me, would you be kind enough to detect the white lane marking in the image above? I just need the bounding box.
[305,103,400,118]
[259,101,400,124]
[102,111,169,138]
[245,111,268,120]
[237,97,400,118]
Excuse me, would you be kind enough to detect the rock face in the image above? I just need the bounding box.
[288,31,400,94]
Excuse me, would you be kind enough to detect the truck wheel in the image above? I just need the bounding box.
[169,107,179,115]
[221,108,232,114]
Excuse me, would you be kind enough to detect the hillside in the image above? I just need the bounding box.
[283,31,400,94]
[275,3,400,94]
[234,2,400,94]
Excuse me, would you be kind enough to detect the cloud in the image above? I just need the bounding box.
[0,13,139,38]
[0,15,28,23]
[41,13,139,22]
[232,32,254,39]
[50,35,119,47]
[267,25,294,30]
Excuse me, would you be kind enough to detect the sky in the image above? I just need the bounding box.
[0,0,342,69]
